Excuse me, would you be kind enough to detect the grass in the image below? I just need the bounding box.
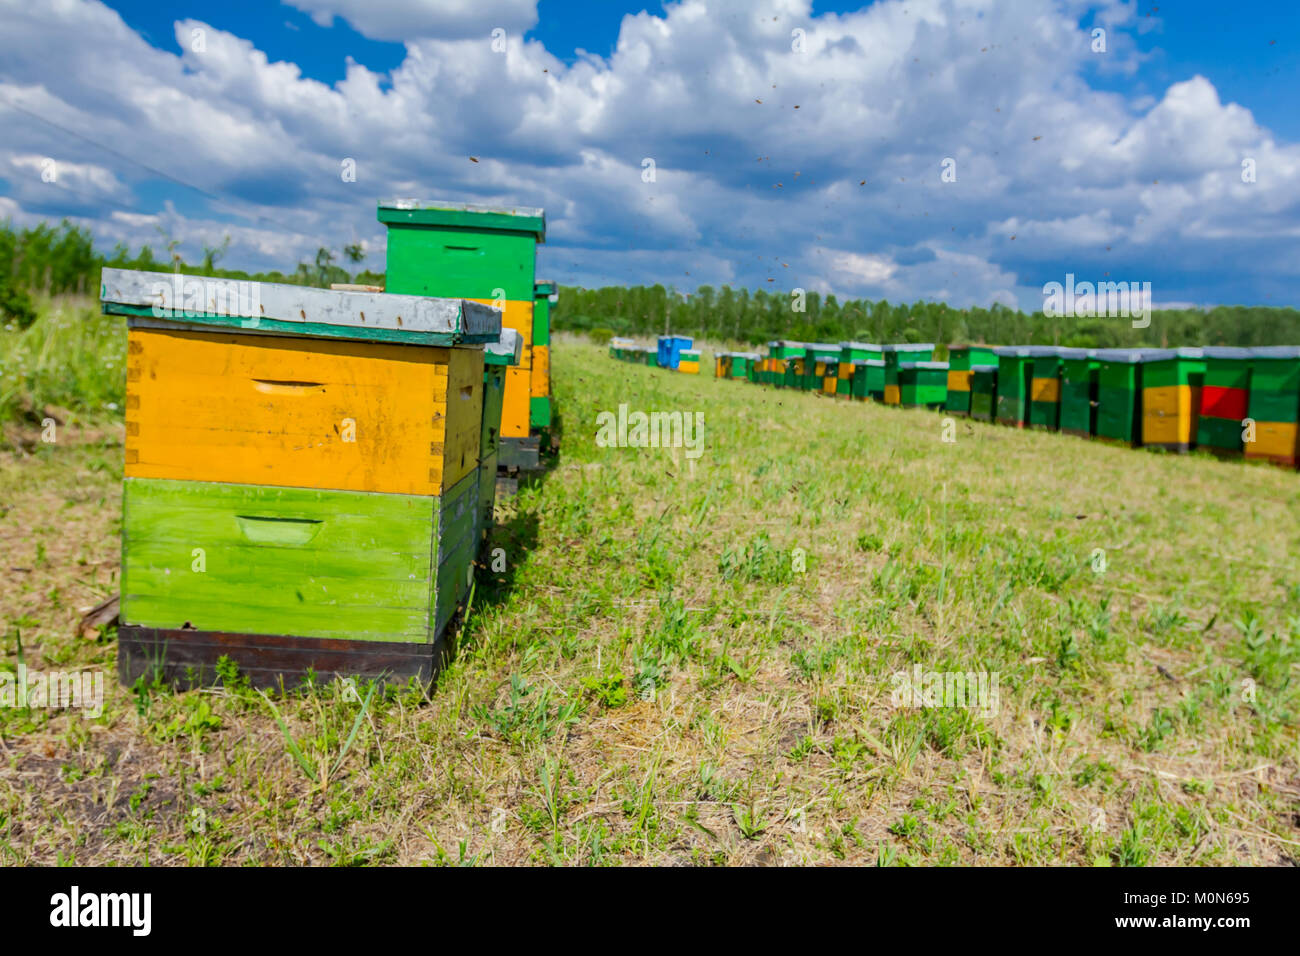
[0,323,1297,865]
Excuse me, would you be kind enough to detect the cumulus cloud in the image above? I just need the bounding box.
[0,0,1296,309]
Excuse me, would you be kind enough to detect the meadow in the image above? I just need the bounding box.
[1,309,1298,865]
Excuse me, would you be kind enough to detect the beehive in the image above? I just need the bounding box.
[1028,347,1065,430]
[1094,349,1154,446]
[104,268,502,687]
[882,344,935,405]
[1196,347,1253,456]
[850,359,886,401]
[766,340,805,389]
[1141,348,1205,452]
[1245,346,1300,467]
[378,198,544,471]
[840,343,882,399]
[969,364,999,421]
[657,335,693,370]
[805,343,841,394]
[944,345,997,415]
[1058,348,1100,437]
[610,336,635,360]
[993,347,1034,426]
[678,348,701,373]
[531,280,555,431]
[898,361,949,408]
[479,328,523,546]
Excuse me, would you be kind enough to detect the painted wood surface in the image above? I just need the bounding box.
[121,478,438,643]
[501,366,532,438]
[125,327,482,496]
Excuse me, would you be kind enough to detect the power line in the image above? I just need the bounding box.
[0,91,332,243]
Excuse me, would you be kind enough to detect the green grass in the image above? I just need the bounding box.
[0,333,1297,865]
[0,295,124,428]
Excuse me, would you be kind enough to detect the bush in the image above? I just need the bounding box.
[588,327,614,345]
[0,281,38,330]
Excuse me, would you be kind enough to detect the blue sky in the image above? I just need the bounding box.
[1,0,1297,311]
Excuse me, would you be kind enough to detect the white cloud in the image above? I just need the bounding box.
[282,0,538,41]
[0,0,1296,309]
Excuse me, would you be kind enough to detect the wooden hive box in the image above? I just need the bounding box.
[531,280,555,431]
[882,344,934,405]
[1140,347,1206,452]
[378,198,545,471]
[478,328,523,542]
[992,346,1034,427]
[103,268,502,688]
[678,348,701,374]
[1028,347,1065,431]
[897,361,949,409]
[1094,349,1157,447]
[1244,347,1300,467]
[1057,348,1100,438]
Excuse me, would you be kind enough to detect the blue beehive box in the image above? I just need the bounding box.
[657,335,693,370]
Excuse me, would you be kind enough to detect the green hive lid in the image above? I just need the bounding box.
[485,328,523,366]
[1140,347,1204,362]
[100,267,501,345]
[899,361,949,370]
[378,197,545,242]
[1056,347,1098,360]
[768,339,805,349]
[1249,346,1300,359]
[852,359,886,367]
[883,343,934,352]
[534,279,558,301]
[681,349,701,358]
[840,341,882,350]
[1020,345,1063,357]
[993,346,1032,357]
[1201,346,1254,360]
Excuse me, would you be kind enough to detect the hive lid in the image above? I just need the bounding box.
[767,339,805,349]
[882,343,935,352]
[680,349,701,357]
[378,198,545,242]
[840,341,882,350]
[970,363,999,372]
[1200,346,1254,360]
[534,279,558,302]
[1055,347,1098,359]
[485,328,524,366]
[1249,346,1300,359]
[851,358,886,367]
[899,361,949,370]
[1093,348,1162,363]
[101,268,501,345]
[1139,347,1205,362]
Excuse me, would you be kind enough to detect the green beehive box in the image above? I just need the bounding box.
[850,359,885,401]
[993,347,1035,426]
[840,342,882,398]
[1057,348,1100,437]
[1095,349,1156,446]
[898,361,949,409]
[531,279,556,430]
[1141,348,1206,452]
[1028,347,1065,430]
[479,328,523,544]
[378,198,546,471]
[944,345,997,415]
[1244,347,1300,467]
[805,343,840,393]
[1196,347,1252,455]
[766,340,804,389]
[969,364,998,421]
[882,344,934,405]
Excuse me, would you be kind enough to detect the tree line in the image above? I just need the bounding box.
[0,219,382,329]
[3,219,1296,347]
[551,284,1300,349]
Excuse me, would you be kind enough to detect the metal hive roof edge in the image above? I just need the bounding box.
[378,197,546,241]
[485,328,524,365]
[100,267,502,343]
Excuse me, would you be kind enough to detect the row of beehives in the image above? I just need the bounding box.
[105,199,556,689]
[609,335,701,373]
[613,338,1300,468]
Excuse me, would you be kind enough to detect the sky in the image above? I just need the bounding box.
[0,0,1297,312]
